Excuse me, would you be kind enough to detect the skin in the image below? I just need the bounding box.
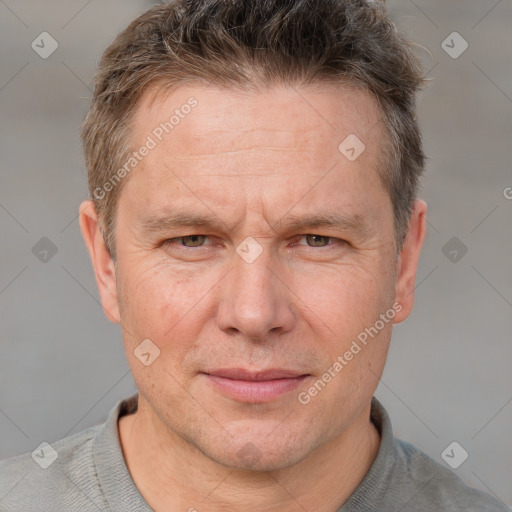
[80,83,427,512]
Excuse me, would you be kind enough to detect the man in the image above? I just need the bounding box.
[0,1,507,510]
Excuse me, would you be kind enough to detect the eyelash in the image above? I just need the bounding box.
[164,234,345,249]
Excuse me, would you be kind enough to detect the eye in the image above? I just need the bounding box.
[165,235,209,248]
[297,234,343,247]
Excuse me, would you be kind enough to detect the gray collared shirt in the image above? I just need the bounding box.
[0,394,508,511]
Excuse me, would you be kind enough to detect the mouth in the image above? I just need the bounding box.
[201,368,310,403]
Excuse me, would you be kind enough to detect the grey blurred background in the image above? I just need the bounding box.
[1,0,511,507]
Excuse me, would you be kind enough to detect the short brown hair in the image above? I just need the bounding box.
[82,0,426,262]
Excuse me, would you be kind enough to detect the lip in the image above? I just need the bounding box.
[205,368,306,381]
[202,368,309,403]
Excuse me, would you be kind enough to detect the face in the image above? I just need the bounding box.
[81,83,425,472]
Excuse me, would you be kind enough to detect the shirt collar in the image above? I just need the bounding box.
[337,396,396,511]
[93,393,152,512]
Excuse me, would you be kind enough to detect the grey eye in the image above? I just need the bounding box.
[176,235,207,247]
[304,235,331,247]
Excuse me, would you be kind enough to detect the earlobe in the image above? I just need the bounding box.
[393,199,428,324]
[79,200,121,324]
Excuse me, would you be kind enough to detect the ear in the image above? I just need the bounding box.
[393,199,427,324]
[79,200,120,324]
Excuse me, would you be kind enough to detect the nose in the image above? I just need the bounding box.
[216,243,296,341]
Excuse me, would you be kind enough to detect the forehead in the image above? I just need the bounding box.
[131,83,383,159]
[121,83,390,231]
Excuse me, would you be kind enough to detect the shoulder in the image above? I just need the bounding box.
[0,424,105,512]
[392,438,509,512]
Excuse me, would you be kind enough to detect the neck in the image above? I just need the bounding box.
[118,397,380,512]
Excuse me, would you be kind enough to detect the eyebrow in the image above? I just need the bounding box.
[138,209,373,239]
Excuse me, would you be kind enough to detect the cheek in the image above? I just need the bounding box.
[295,265,394,427]
[293,261,394,346]
[117,263,210,395]
[118,260,214,352]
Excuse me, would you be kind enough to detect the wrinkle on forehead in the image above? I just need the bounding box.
[130,84,382,155]
[171,126,329,160]
[124,84,388,222]
[170,146,312,160]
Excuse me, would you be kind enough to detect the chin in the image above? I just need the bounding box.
[203,433,315,473]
